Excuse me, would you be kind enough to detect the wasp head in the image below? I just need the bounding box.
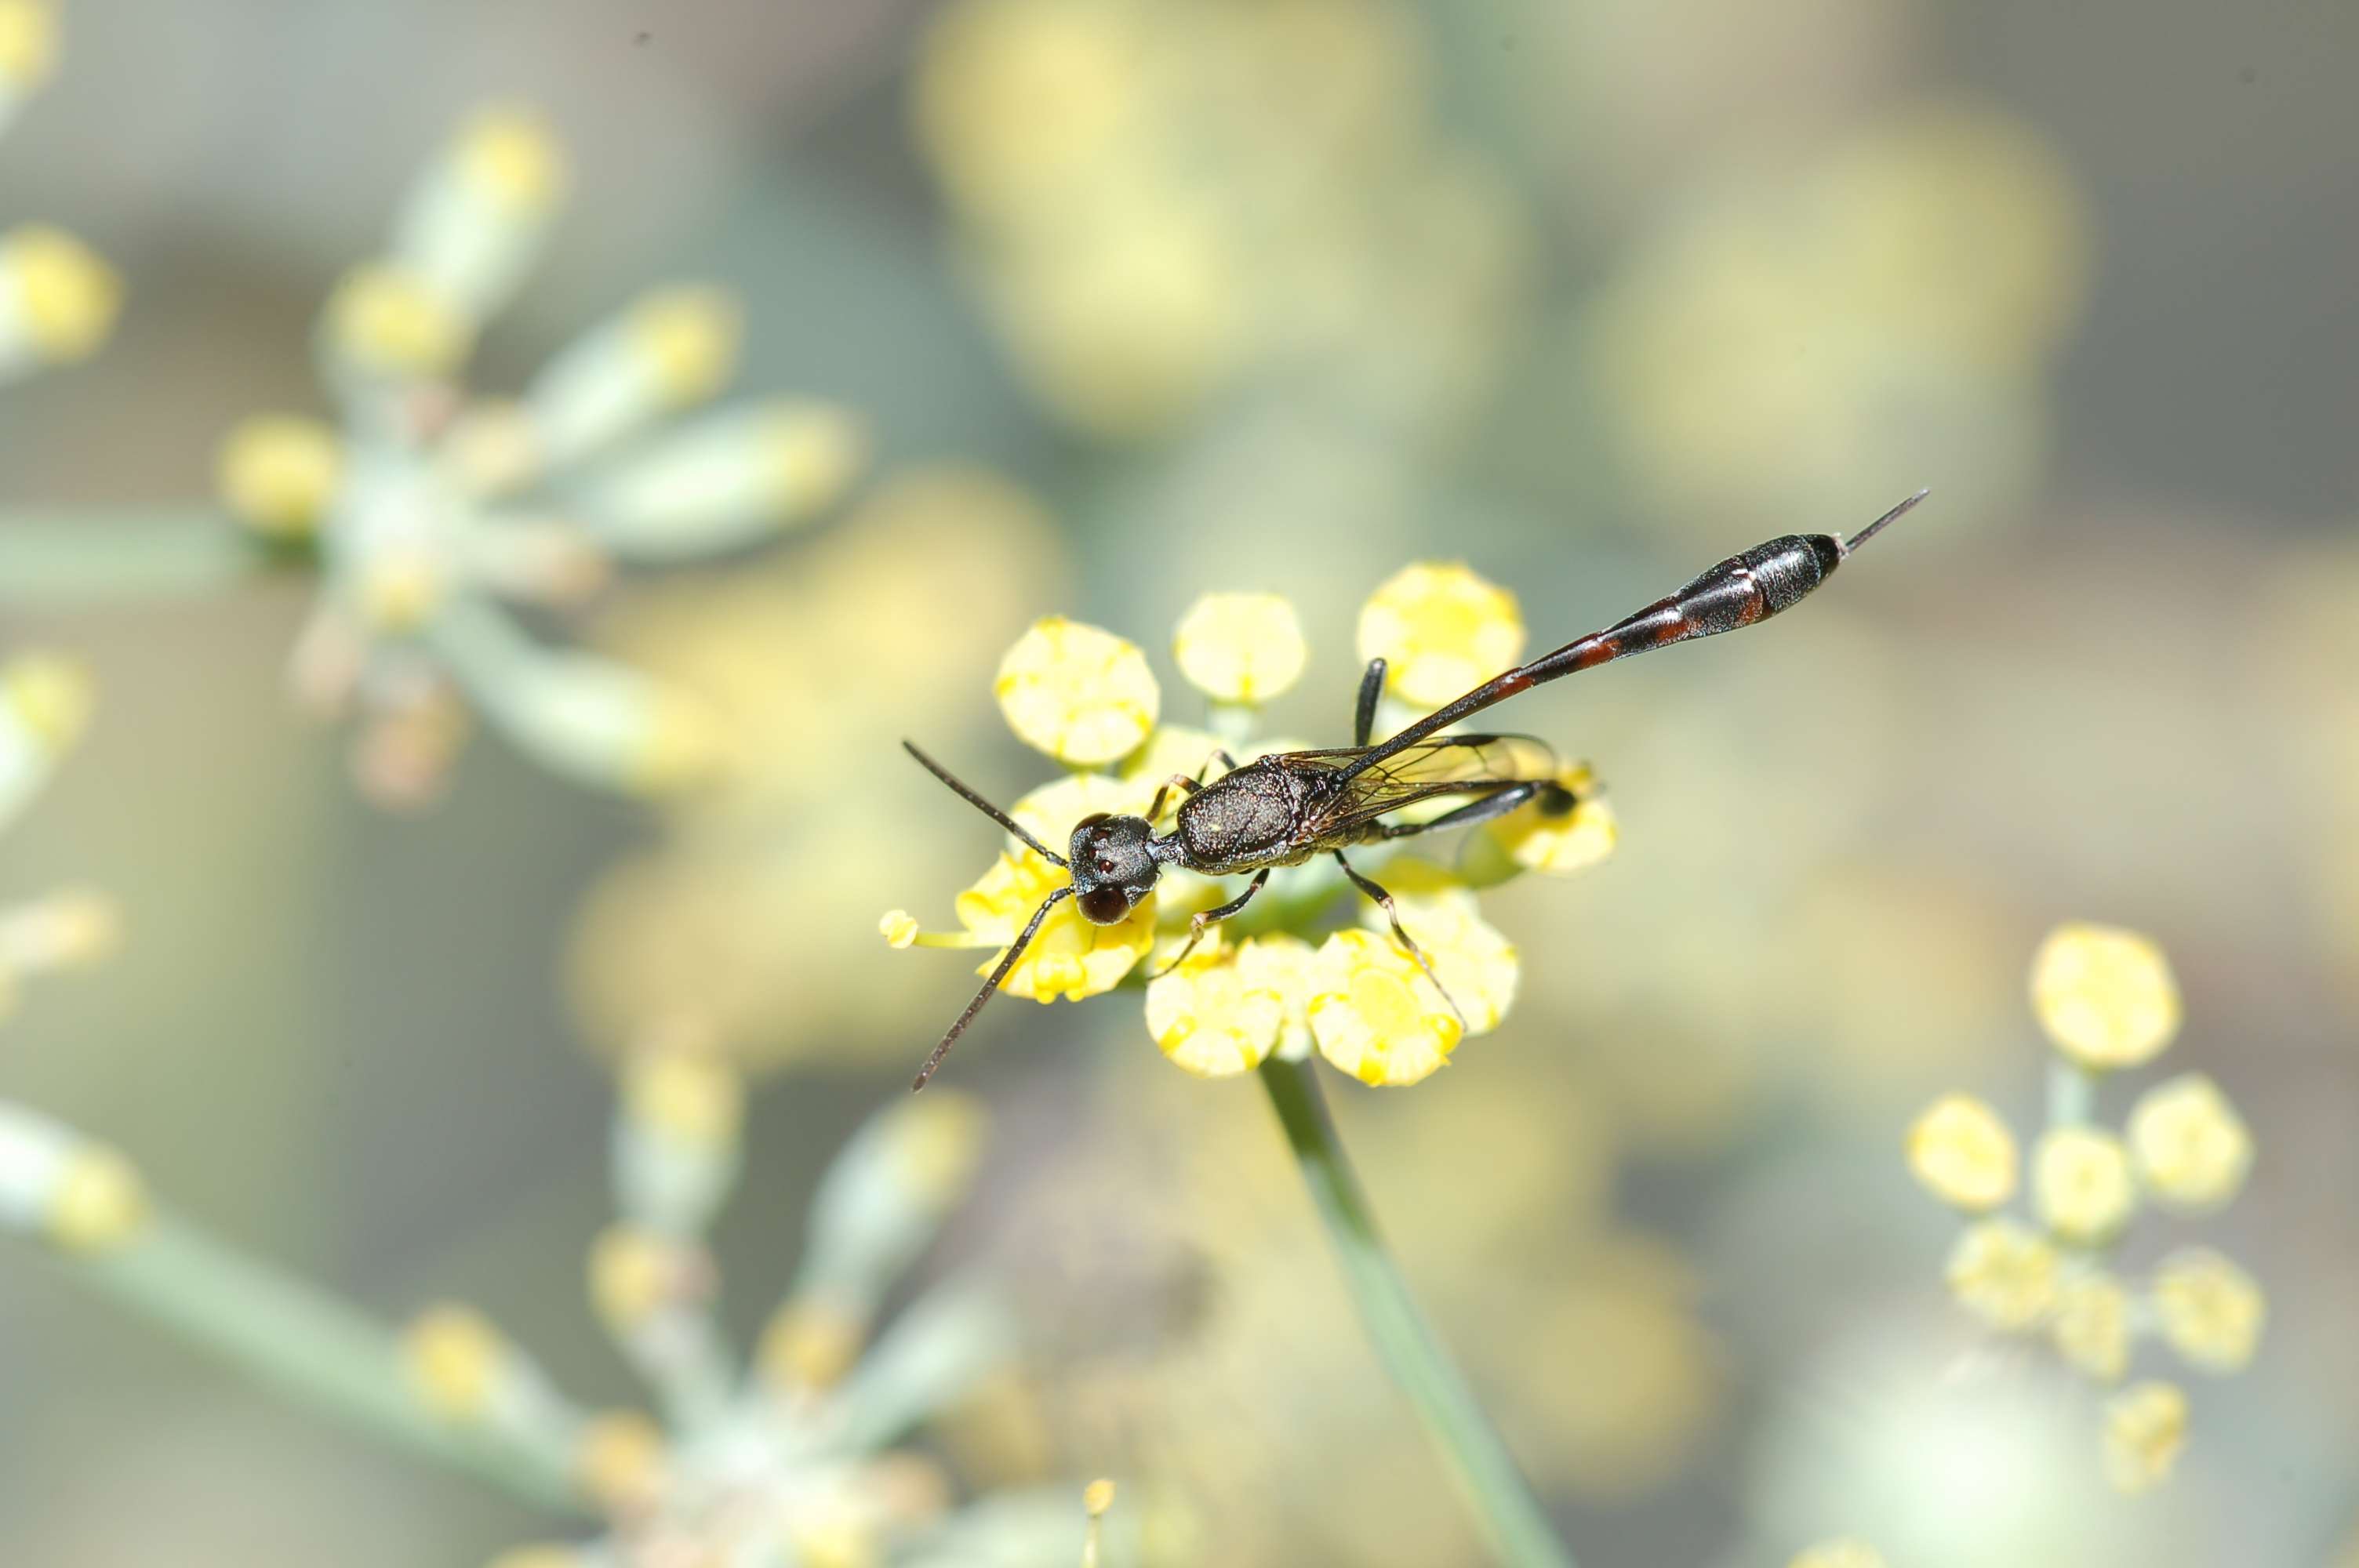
[1068,812,1160,924]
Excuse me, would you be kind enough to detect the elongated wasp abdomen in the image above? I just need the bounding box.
[1334,491,1926,781]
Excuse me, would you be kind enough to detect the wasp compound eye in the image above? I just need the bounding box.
[1076,884,1132,924]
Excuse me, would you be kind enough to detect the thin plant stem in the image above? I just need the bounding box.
[0,510,264,604]
[1258,1056,1576,1568]
[64,1214,589,1513]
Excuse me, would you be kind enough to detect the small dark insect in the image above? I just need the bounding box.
[902,490,1928,1091]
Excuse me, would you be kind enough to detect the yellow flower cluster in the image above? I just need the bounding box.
[212,105,866,807]
[887,562,1613,1086]
[1904,922,2263,1494]
[911,0,1531,441]
[375,1039,1063,1567]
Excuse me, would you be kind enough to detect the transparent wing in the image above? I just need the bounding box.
[1281,733,1559,839]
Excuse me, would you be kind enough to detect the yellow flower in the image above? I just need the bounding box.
[2032,1125,2137,1244]
[2030,922,2180,1070]
[622,1046,743,1153]
[574,1409,667,1516]
[325,261,471,377]
[2127,1073,2252,1211]
[1906,1093,2019,1212]
[454,105,569,213]
[2,650,93,753]
[2150,1248,2264,1374]
[2102,1381,2187,1494]
[1307,927,1463,1086]
[1006,770,1151,852]
[587,1225,679,1332]
[1790,1544,1885,1568]
[1144,941,1285,1078]
[1172,592,1308,704]
[1945,1218,2057,1329]
[1481,769,1617,876]
[994,615,1160,764]
[1241,932,1317,1063]
[954,850,1151,1002]
[0,0,59,91]
[0,225,120,364]
[878,910,921,949]
[758,1298,865,1392]
[46,1144,147,1253]
[402,1304,513,1423]
[627,285,741,405]
[1356,561,1525,709]
[2051,1270,2131,1383]
[216,416,343,539]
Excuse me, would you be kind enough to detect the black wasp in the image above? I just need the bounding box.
[903,491,1926,1091]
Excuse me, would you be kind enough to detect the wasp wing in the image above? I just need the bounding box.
[1275,733,1560,840]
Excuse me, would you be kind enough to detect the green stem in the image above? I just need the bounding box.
[0,510,264,604]
[64,1215,588,1513]
[1258,1057,1576,1568]
[2048,1057,2097,1127]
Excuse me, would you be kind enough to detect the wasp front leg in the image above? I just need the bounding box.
[1148,869,1270,978]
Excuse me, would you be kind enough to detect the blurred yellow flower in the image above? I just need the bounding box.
[2126,1073,2252,1211]
[220,105,860,804]
[912,0,1529,441]
[2032,1125,2137,1244]
[2030,922,2180,1071]
[1906,1093,2019,1212]
[46,1142,147,1253]
[0,0,58,92]
[1172,592,1309,705]
[1307,927,1462,1086]
[623,1046,743,1154]
[2150,1248,2264,1374]
[1590,96,2086,535]
[217,415,344,541]
[1357,561,1525,709]
[1144,940,1285,1079]
[1789,1543,1885,1568]
[1944,1218,2056,1329]
[2102,1381,2187,1495]
[402,1304,514,1424]
[2050,1270,2131,1383]
[1,648,90,753]
[574,1410,667,1515]
[994,616,1160,764]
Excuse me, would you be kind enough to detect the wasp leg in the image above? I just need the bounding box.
[1353,658,1388,747]
[1147,774,1199,823]
[1147,750,1241,823]
[1372,779,1576,840]
[1150,869,1271,978]
[1332,851,1467,1029]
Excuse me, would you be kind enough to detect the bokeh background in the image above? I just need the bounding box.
[3,0,2356,1563]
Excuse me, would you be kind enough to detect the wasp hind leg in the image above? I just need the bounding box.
[1369,779,1574,841]
[1332,851,1467,1030]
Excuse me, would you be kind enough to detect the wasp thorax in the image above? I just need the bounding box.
[1069,812,1159,924]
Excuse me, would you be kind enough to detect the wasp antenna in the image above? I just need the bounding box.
[903,740,1067,868]
[911,886,1073,1092]
[1841,488,1930,556]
